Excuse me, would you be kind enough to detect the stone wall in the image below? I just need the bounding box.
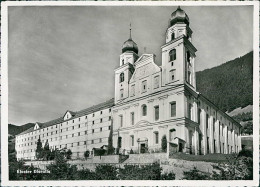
[161,158,215,179]
[25,155,120,170]
[125,153,167,164]
[25,153,216,180]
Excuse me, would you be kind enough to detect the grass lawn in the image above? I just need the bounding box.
[170,152,236,163]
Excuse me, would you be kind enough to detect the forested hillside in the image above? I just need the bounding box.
[196,51,253,112]
[8,123,34,136]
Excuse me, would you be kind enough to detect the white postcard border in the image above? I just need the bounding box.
[1,1,259,186]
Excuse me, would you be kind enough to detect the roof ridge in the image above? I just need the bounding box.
[17,98,115,136]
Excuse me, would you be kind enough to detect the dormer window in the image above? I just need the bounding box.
[63,111,75,121]
[34,123,40,130]
[120,73,124,83]
[169,49,176,62]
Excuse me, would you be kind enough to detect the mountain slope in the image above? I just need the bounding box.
[196,51,253,112]
[8,123,35,136]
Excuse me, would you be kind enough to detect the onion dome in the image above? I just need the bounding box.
[122,38,138,54]
[122,25,138,54]
[169,6,189,27]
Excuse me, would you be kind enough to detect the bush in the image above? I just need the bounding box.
[9,160,45,180]
[45,149,77,180]
[95,165,118,180]
[130,149,134,154]
[94,148,106,156]
[160,172,176,180]
[161,135,167,152]
[238,149,253,158]
[76,168,96,180]
[182,167,211,180]
[212,155,253,180]
[118,163,163,180]
[66,149,72,159]
[84,150,90,159]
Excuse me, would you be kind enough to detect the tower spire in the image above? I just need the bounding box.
[129,22,132,39]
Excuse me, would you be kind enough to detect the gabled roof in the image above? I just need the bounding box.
[130,54,160,83]
[18,127,34,136]
[17,98,114,136]
[63,110,76,121]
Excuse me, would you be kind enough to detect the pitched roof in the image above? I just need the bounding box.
[17,98,114,136]
[18,127,34,136]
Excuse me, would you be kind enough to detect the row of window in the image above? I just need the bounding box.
[169,48,191,63]
[205,113,237,137]
[198,112,239,143]
[17,126,112,146]
[18,137,109,154]
[17,109,112,139]
[127,132,160,147]
[118,102,177,127]
[17,117,112,143]
[120,73,177,99]
[118,49,191,98]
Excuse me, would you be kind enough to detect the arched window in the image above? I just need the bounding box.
[119,73,124,83]
[122,59,124,65]
[142,104,147,116]
[171,32,175,40]
[187,51,191,63]
[169,49,176,62]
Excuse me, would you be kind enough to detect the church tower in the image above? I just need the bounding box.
[115,27,139,103]
[161,6,197,90]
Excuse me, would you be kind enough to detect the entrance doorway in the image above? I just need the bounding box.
[199,134,202,155]
[140,143,146,153]
[189,130,193,154]
[178,143,183,152]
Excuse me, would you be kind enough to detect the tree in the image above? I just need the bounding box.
[107,118,114,155]
[66,149,72,159]
[95,164,118,180]
[49,149,56,160]
[46,149,77,180]
[42,139,51,160]
[241,121,253,135]
[36,137,43,160]
[212,154,253,180]
[161,135,167,152]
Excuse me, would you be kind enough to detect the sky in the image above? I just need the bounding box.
[8,5,253,126]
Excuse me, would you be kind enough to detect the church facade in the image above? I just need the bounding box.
[112,7,241,156]
[15,7,241,160]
